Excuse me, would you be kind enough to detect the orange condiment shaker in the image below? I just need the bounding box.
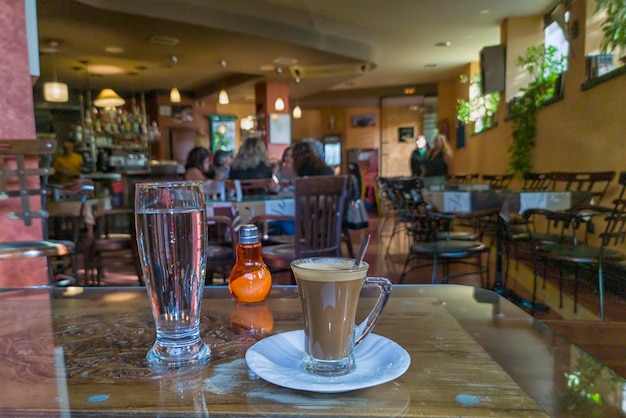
[228,224,272,303]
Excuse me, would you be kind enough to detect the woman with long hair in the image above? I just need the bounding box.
[422,133,453,187]
[183,147,212,180]
[292,141,333,177]
[230,137,273,179]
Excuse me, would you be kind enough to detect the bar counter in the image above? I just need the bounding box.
[0,285,623,417]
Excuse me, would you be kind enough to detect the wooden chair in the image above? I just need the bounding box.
[482,173,514,190]
[204,215,237,284]
[531,172,626,320]
[85,208,141,285]
[225,178,272,197]
[260,175,348,283]
[0,139,93,285]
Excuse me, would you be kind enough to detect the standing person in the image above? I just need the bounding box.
[52,141,84,184]
[183,147,212,181]
[410,135,428,177]
[292,141,334,177]
[423,134,453,187]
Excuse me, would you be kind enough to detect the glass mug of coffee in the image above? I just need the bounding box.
[291,257,392,376]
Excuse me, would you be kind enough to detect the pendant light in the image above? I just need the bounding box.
[43,41,69,103]
[292,76,302,118]
[170,55,182,103]
[93,88,125,108]
[274,97,285,111]
[218,60,230,104]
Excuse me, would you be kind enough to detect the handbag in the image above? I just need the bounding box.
[346,199,369,230]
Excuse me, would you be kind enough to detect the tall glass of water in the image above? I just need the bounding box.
[135,181,210,367]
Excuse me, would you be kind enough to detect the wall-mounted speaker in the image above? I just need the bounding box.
[480,45,506,94]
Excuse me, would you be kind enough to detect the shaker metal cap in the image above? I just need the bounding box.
[239,224,259,244]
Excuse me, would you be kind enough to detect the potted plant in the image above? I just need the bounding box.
[456,74,501,134]
[508,43,567,174]
[594,0,626,61]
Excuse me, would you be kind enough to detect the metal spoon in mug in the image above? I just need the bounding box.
[353,233,372,268]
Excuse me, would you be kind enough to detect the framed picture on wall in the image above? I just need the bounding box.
[172,105,193,123]
[268,113,291,144]
[398,126,415,143]
[350,114,376,128]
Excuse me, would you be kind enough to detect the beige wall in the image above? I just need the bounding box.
[380,106,423,177]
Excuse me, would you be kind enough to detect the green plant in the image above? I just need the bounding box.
[594,0,626,55]
[456,74,501,133]
[508,43,567,174]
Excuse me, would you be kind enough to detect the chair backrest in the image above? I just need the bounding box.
[225,178,271,197]
[449,173,480,184]
[522,172,553,191]
[551,171,616,204]
[293,175,348,259]
[388,177,424,221]
[600,171,626,249]
[482,173,514,190]
[0,139,56,227]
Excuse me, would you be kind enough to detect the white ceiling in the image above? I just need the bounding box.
[35,0,557,107]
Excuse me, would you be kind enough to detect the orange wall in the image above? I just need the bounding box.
[444,1,626,200]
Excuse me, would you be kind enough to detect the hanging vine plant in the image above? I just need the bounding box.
[456,74,501,134]
[508,43,567,174]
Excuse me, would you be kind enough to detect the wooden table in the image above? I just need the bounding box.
[0,285,622,417]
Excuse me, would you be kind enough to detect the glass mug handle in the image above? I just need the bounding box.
[354,277,392,346]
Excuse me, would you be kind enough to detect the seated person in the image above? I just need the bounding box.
[52,141,83,184]
[275,146,295,190]
[183,147,212,181]
[292,141,334,177]
[229,137,278,193]
[210,149,233,180]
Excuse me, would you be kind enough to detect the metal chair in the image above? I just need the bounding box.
[0,139,93,285]
[448,173,480,184]
[551,171,616,205]
[482,173,514,190]
[399,204,493,287]
[522,172,553,191]
[260,175,348,283]
[531,172,626,320]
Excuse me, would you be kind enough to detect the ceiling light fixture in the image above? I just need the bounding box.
[93,88,125,108]
[169,55,181,103]
[274,97,285,111]
[218,59,230,105]
[292,77,302,119]
[43,41,69,103]
[434,41,452,47]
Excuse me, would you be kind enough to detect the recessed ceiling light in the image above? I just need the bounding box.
[424,63,437,68]
[89,64,125,75]
[403,87,415,95]
[105,46,124,54]
[434,41,451,47]
[480,9,489,14]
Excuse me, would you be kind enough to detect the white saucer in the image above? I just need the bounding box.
[245,330,411,393]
